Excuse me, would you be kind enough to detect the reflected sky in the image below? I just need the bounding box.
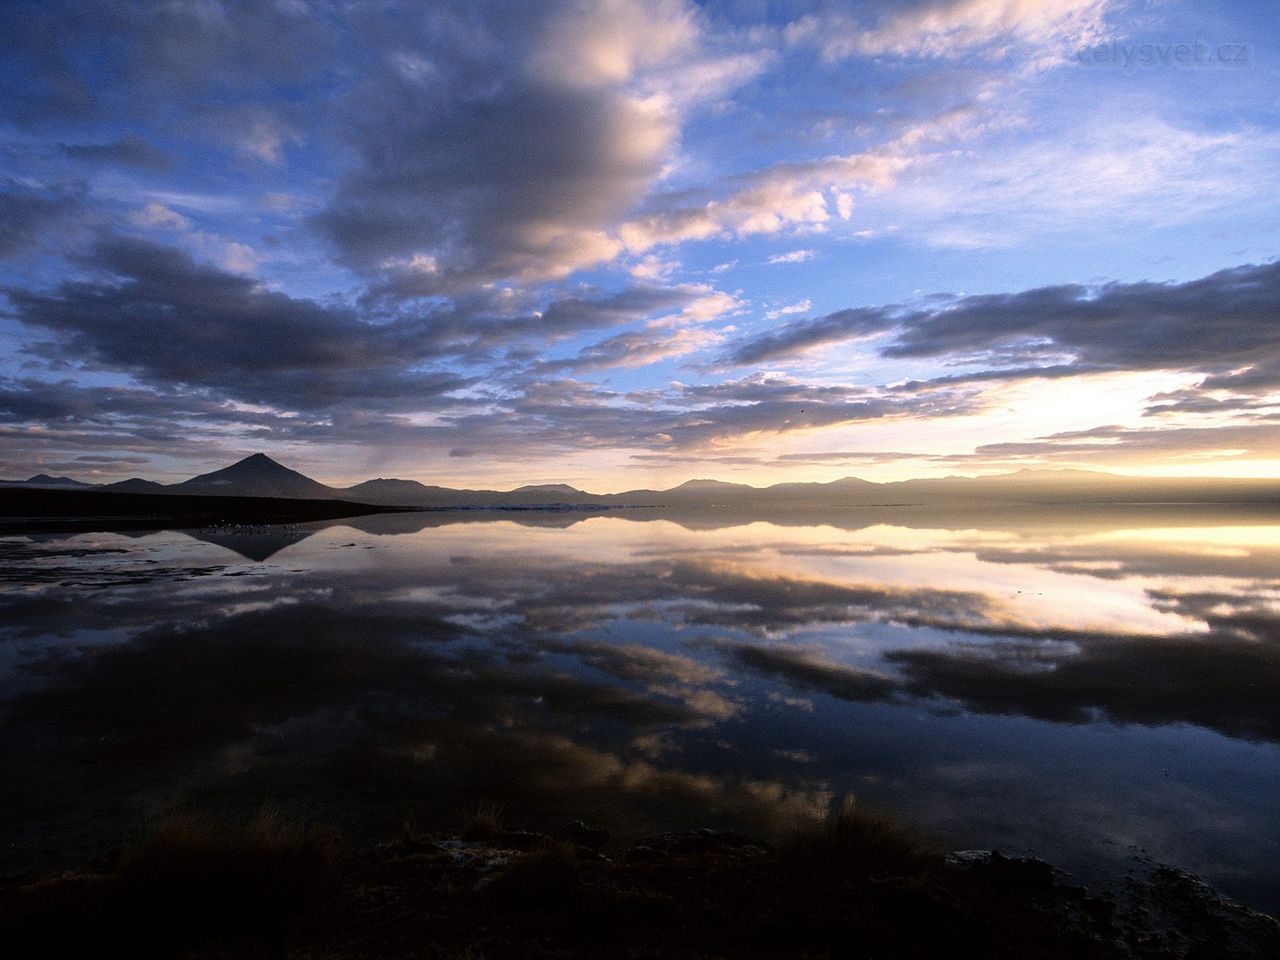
[2,512,1278,912]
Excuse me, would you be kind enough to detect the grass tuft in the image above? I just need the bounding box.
[777,796,941,881]
[486,841,582,910]
[459,801,505,843]
[120,806,337,950]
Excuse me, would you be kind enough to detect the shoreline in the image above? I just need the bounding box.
[3,808,1277,959]
[0,487,415,535]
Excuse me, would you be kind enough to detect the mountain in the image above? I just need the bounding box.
[174,453,341,500]
[340,478,476,507]
[512,483,585,495]
[101,477,167,493]
[9,455,1279,511]
[24,474,94,488]
[342,478,435,506]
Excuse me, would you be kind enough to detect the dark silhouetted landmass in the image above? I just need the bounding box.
[21,474,93,488]
[101,478,168,493]
[172,452,340,500]
[0,487,412,534]
[3,453,1278,513]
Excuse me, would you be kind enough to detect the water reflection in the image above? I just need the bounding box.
[1,511,1278,911]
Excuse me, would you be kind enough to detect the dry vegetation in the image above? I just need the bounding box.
[2,800,1277,959]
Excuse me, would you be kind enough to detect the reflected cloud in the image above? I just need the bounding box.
[3,514,1280,901]
[712,640,900,704]
[888,601,1280,741]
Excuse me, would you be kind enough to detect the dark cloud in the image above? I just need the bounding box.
[448,374,939,454]
[0,0,332,129]
[5,233,804,469]
[713,640,900,704]
[314,1,688,293]
[2,221,959,466]
[59,134,171,170]
[700,591,1280,744]
[0,377,254,476]
[969,421,1280,465]
[887,603,1280,742]
[7,236,474,410]
[726,260,1280,384]
[0,180,86,258]
[726,307,898,365]
[884,261,1280,370]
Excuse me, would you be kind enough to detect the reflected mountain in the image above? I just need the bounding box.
[185,526,321,562]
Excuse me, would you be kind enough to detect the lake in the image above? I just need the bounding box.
[2,508,1278,913]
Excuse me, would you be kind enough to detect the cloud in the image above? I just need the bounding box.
[888,603,1280,742]
[314,0,761,294]
[0,180,86,259]
[714,640,901,704]
[0,0,331,129]
[872,119,1273,250]
[764,299,812,321]
[127,201,190,231]
[4,238,778,462]
[60,134,171,170]
[725,259,1280,382]
[553,325,724,372]
[8,236,472,411]
[726,306,899,365]
[887,261,1280,372]
[201,105,303,165]
[9,237,720,397]
[614,97,1008,259]
[617,146,907,252]
[969,421,1280,466]
[767,250,815,265]
[786,0,1112,63]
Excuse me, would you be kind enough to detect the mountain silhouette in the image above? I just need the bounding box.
[175,453,340,500]
[23,474,93,487]
[102,477,167,493]
[5,454,1279,511]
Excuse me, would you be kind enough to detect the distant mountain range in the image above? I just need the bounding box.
[3,453,1278,508]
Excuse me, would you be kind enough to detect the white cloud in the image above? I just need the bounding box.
[767,249,814,265]
[243,109,304,164]
[870,118,1277,248]
[765,299,812,321]
[630,253,680,280]
[126,200,259,271]
[128,201,190,231]
[787,0,1113,63]
[617,147,908,252]
[530,0,699,90]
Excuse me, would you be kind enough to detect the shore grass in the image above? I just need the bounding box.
[121,807,337,931]
[2,807,337,958]
[776,796,943,880]
[3,802,1277,959]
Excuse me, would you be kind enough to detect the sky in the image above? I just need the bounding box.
[0,0,1278,490]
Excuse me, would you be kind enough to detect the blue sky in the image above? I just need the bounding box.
[1,0,1278,488]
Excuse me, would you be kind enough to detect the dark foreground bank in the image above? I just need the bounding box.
[0,487,414,534]
[3,804,1276,960]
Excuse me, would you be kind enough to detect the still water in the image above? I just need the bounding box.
[2,509,1278,911]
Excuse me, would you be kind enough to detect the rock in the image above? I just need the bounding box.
[493,830,551,851]
[560,820,609,849]
[621,844,666,864]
